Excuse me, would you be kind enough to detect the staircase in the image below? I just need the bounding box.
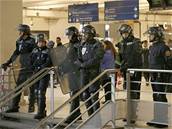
[0,112,38,129]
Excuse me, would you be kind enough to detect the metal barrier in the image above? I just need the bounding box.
[33,69,127,129]
[126,69,172,128]
[0,67,18,112]
[0,67,54,108]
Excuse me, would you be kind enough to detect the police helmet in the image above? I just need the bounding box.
[82,25,96,37]
[65,26,79,36]
[37,33,45,42]
[47,40,55,48]
[17,24,30,34]
[144,26,164,38]
[119,24,133,34]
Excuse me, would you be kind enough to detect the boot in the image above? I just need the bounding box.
[28,105,35,113]
[34,110,46,120]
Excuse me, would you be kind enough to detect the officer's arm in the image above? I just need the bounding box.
[41,54,52,69]
[82,43,104,68]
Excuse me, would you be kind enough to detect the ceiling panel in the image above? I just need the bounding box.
[23,0,149,10]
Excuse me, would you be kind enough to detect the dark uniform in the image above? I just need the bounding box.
[28,33,46,113]
[75,25,104,116]
[116,24,142,99]
[141,41,149,86]
[30,39,51,119]
[64,26,82,124]
[116,24,142,123]
[146,26,169,128]
[1,24,36,112]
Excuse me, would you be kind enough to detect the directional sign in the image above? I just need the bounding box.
[104,0,139,21]
[68,3,99,23]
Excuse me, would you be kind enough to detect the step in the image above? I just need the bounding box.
[0,119,36,129]
[0,112,39,123]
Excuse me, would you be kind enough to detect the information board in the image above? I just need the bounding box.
[68,3,99,23]
[104,0,139,21]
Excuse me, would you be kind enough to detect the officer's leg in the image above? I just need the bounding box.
[148,73,168,127]
[6,71,26,112]
[102,76,111,102]
[130,72,141,121]
[28,84,36,112]
[82,89,94,116]
[131,72,141,100]
[90,91,100,113]
[65,90,81,123]
[34,76,49,119]
[154,73,168,124]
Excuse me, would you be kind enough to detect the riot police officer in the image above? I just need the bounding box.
[30,36,51,119]
[64,26,82,123]
[75,25,104,116]
[28,33,46,113]
[145,26,170,128]
[1,24,36,113]
[116,24,142,122]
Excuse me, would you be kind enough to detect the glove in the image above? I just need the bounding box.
[120,63,128,72]
[74,60,84,68]
[1,63,9,71]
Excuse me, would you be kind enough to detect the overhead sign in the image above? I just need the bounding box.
[104,0,139,21]
[68,3,99,23]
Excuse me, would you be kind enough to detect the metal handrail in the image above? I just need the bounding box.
[0,67,54,108]
[0,67,49,102]
[128,68,172,73]
[77,100,113,129]
[34,69,116,129]
[65,91,112,129]
[126,68,172,127]
[52,82,111,129]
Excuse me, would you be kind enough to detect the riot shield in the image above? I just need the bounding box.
[50,43,80,94]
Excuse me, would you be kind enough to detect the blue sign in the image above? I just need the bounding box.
[105,0,139,21]
[68,3,99,23]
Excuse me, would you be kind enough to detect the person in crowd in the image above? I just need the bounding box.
[56,36,62,46]
[142,40,149,86]
[74,25,104,116]
[47,40,55,49]
[116,24,142,123]
[101,40,116,103]
[63,26,82,124]
[145,26,170,128]
[30,36,51,119]
[1,24,36,113]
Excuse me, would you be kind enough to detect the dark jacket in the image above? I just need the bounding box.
[142,48,149,69]
[149,41,170,69]
[30,46,51,72]
[77,39,104,70]
[116,36,142,72]
[6,36,36,69]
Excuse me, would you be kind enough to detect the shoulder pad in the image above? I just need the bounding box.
[32,48,38,53]
[42,49,49,53]
[133,38,141,43]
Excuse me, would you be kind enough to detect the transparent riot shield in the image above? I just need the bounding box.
[50,43,80,94]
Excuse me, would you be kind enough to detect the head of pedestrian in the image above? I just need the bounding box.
[142,40,148,48]
[56,37,62,46]
[47,40,55,48]
[17,24,31,38]
[144,26,164,43]
[65,26,79,42]
[119,24,133,40]
[81,24,96,43]
[37,34,46,48]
